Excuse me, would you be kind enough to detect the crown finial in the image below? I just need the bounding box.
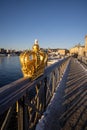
[35,39,38,44]
[20,40,48,80]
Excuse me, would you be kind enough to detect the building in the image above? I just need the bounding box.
[70,35,87,57]
[85,35,87,56]
[58,49,69,55]
[0,48,6,53]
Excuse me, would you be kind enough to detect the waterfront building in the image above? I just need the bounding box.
[47,48,69,56]
[70,35,87,57]
[6,49,11,53]
[85,35,87,56]
[58,49,69,55]
[0,48,6,53]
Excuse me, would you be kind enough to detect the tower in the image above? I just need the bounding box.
[85,35,87,51]
[84,35,87,57]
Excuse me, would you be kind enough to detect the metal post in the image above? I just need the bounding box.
[17,100,23,130]
[23,95,28,130]
[44,77,47,110]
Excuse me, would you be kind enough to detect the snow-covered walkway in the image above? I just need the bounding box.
[36,58,87,130]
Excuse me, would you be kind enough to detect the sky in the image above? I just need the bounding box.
[0,0,87,50]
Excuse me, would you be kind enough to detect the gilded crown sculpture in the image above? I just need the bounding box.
[20,40,48,80]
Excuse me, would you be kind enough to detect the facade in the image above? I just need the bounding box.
[85,35,87,50]
[58,49,69,55]
[47,48,69,56]
[85,35,87,56]
[0,48,6,53]
[70,35,87,57]
[70,45,80,54]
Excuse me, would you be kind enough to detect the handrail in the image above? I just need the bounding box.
[78,56,87,65]
[0,57,69,114]
[0,57,70,130]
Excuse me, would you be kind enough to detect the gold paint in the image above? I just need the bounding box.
[20,40,48,80]
[16,101,18,112]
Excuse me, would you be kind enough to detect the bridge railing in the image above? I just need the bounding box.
[0,57,70,130]
[78,56,87,65]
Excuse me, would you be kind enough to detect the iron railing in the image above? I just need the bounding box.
[78,56,87,65]
[0,57,70,130]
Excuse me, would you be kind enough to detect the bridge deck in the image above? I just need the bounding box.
[36,58,87,130]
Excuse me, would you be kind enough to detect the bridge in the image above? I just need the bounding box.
[0,56,87,130]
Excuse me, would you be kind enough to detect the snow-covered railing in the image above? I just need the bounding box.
[0,57,70,130]
[78,56,87,65]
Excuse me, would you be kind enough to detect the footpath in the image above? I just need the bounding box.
[36,58,87,130]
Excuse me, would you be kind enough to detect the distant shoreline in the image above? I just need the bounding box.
[0,54,19,57]
[0,54,6,57]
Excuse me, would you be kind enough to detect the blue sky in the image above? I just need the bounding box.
[0,0,87,50]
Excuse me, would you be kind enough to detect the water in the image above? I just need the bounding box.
[0,56,23,87]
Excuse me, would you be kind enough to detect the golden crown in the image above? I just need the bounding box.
[20,41,48,80]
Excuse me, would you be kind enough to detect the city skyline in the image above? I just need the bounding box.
[0,0,87,50]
